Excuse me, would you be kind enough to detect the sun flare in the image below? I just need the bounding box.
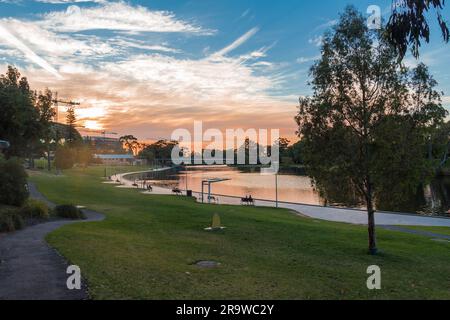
[83,120,103,131]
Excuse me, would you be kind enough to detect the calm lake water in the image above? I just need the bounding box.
[139,165,450,216]
[147,166,322,205]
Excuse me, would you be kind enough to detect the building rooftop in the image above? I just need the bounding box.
[85,136,120,142]
[94,154,134,159]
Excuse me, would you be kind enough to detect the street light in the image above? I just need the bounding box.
[0,140,10,150]
[185,165,188,193]
[275,173,278,208]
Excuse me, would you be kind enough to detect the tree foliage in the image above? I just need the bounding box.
[296,6,447,253]
[54,145,75,170]
[65,106,78,145]
[387,0,449,58]
[119,135,140,155]
[0,156,29,206]
[139,139,178,162]
[0,66,40,158]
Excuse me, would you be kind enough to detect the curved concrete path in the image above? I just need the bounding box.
[113,170,450,227]
[380,225,450,240]
[0,184,104,300]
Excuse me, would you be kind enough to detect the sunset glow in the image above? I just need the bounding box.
[0,0,448,141]
[2,0,450,303]
[82,120,103,131]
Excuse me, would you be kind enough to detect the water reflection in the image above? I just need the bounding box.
[139,166,450,216]
[148,166,322,205]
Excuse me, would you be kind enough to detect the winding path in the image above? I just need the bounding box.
[114,170,450,227]
[379,225,450,240]
[0,184,104,300]
[2,170,447,300]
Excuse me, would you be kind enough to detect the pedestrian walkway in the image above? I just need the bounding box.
[0,183,104,300]
[114,170,450,227]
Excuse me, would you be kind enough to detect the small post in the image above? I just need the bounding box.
[208,182,211,204]
[185,167,188,194]
[275,173,278,208]
[201,181,204,203]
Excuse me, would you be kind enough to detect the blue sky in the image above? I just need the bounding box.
[0,0,449,140]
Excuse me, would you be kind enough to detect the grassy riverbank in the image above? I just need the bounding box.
[402,226,450,237]
[30,166,450,299]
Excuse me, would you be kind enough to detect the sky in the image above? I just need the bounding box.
[0,0,449,142]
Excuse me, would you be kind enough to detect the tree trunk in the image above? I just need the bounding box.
[28,152,34,169]
[47,143,51,172]
[366,191,378,255]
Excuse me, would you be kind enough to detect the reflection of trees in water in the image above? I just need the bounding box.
[137,167,450,216]
[323,181,450,216]
[425,177,450,215]
[372,178,450,216]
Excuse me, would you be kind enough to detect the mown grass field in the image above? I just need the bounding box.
[403,226,450,237]
[29,166,450,300]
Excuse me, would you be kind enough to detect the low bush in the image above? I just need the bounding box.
[0,206,24,232]
[0,157,29,206]
[20,199,50,220]
[53,205,86,220]
[54,145,75,170]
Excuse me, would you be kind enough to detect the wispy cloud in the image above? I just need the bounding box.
[240,9,250,19]
[296,55,320,64]
[0,0,22,3]
[1,18,116,58]
[0,23,62,78]
[403,47,450,69]
[36,0,106,3]
[212,27,259,57]
[308,35,323,47]
[0,2,298,139]
[39,1,214,34]
[314,19,337,31]
[110,38,180,54]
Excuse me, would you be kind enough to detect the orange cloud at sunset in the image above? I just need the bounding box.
[5,52,300,142]
[0,1,304,143]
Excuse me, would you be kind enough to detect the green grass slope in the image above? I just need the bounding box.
[30,167,450,300]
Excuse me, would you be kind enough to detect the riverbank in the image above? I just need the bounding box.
[115,170,450,227]
[28,166,450,299]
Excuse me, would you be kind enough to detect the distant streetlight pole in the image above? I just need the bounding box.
[185,165,188,192]
[275,173,278,208]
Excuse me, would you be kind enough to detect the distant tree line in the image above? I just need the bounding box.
[135,137,304,167]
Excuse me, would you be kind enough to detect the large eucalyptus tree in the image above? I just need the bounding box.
[296,6,447,254]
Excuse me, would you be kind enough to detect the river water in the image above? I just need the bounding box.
[139,165,450,216]
[147,166,322,205]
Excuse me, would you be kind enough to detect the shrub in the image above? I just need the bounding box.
[0,207,24,232]
[54,145,75,170]
[20,199,50,220]
[0,209,15,232]
[75,145,93,167]
[53,205,86,220]
[0,157,29,206]
[11,210,24,230]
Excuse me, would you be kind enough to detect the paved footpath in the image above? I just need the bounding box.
[115,170,450,228]
[0,184,104,300]
[379,225,450,240]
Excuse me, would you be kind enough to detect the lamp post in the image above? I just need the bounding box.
[185,166,188,193]
[0,140,10,154]
[275,173,278,208]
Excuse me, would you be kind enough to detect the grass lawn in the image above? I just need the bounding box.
[30,166,450,300]
[402,226,450,237]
